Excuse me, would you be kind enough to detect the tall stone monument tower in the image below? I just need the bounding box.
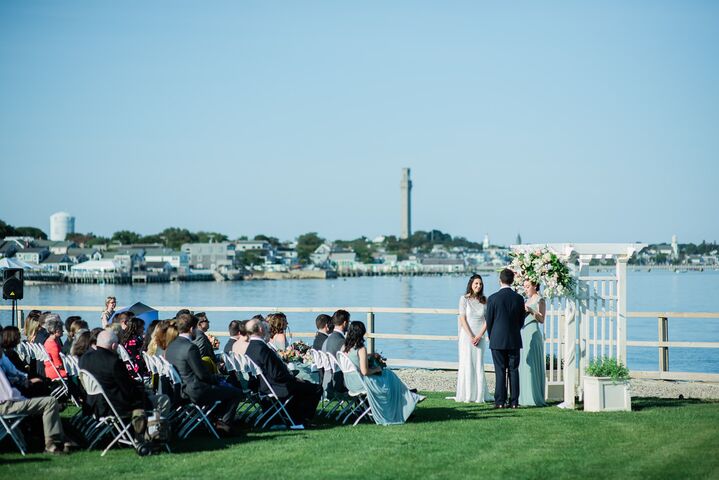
[400,168,412,240]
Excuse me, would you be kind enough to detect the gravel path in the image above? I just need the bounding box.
[394,369,719,399]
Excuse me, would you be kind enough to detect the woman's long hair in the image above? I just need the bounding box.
[267,312,288,337]
[465,274,487,304]
[120,317,145,345]
[71,331,92,357]
[342,321,367,353]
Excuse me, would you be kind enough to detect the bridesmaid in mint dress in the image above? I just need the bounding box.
[341,321,422,425]
[519,280,547,407]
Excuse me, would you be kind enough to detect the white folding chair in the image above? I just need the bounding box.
[0,369,29,455]
[227,353,264,422]
[335,352,373,426]
[78,369,140,456]
[162,362,221,440]
[116,344,143,382]
[243,355,304,430]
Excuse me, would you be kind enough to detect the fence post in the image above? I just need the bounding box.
[367,312,375,354]
[616,256,629,364]
[658,316,669,372]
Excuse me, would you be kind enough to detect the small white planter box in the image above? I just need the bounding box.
[583,376,631,412]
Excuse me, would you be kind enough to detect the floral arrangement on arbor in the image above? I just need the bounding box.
[508,247,574,298]
[280,341,313,364]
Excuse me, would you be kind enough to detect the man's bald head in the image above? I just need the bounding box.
[246,319,264,336]
[96,329,119,350]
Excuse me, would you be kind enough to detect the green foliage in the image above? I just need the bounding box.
[296,232,324,263]
[586,356,630,381]
[254,234,280,247]
[380,229,483,257]
[196,231,229,243]
[238,249,264,266]
[334,237,375,263]
[66,232,109,247]
[111,230,141,245]
[14,226,47,239]
[159,228,197,249]
[0,219,18,238]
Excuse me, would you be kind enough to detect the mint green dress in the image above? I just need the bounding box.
[345,349,419,425]
[519,296,547,407]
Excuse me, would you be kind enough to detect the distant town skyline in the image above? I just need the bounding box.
[1,2,718,245]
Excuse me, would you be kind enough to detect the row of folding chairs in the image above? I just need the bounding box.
[18,341,80,407]
[308,348,374,425]
[222,352,305,430]
[142,352,221,440]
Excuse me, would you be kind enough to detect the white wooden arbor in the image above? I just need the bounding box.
[510,243,646,408]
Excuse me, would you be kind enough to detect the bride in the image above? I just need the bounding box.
[455,274,492,403]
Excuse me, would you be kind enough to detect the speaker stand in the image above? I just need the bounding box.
[11,299,17,328]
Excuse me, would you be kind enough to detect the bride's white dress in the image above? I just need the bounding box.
[455,295,491,403]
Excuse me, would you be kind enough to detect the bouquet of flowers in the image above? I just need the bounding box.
[280,341,312,364]
[290,340,311,355]
[368,352,387,369]
[279,348,302,363]
[508,247,574,298]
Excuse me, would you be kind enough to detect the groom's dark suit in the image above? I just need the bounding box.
[485,286,526,407]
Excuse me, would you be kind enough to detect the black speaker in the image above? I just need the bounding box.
[2,268,23,300]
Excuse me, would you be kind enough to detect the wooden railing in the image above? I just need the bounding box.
[2,305,717,381]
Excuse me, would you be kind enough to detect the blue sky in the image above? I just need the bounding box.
[1,1,717,245]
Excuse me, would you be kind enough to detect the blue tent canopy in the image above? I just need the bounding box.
[109,301,159,324]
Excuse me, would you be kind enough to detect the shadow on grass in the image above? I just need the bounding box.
[0,456,52,464]
[170,430,290,453]
[411,406,520,423]
[631,397,713,411]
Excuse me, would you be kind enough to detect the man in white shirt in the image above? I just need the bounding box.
[0,347,68,454]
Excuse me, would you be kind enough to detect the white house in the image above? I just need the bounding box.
[310,243,332,265]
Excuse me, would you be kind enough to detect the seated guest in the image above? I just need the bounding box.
[143,319,161,353]
[89,328,104,349]
[312,314,333,350]
[0,366,74,454]
[193,312,217,360]
[120,317,147,377]
[43,316,67,380]
[231,320,250,356]
[165,313,243,432]
[341,321,422,425]
[23,310,42,341]
[245,319,322,426]
[224,320,241,354]
[148,320,178,356]
[2,327,33,376]
[0,345,32,391]
[79,330,169,438]
[62,316,82,354]
[34,312,53,346]
[111,311,133,334]
[267,312,289,351]
[67,319,89,355]
[322,309,351,393]
[70,331,93,358]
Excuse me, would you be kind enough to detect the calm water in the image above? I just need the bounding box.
[4,272,718,373]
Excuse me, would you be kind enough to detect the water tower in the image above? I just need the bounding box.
[50,212,75,241]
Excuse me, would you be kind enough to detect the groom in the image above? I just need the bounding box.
[485,268,525,408]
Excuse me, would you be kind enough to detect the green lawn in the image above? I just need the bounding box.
[2,394,718,479]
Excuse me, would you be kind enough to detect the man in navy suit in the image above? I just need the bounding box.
[485,269,526,408]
